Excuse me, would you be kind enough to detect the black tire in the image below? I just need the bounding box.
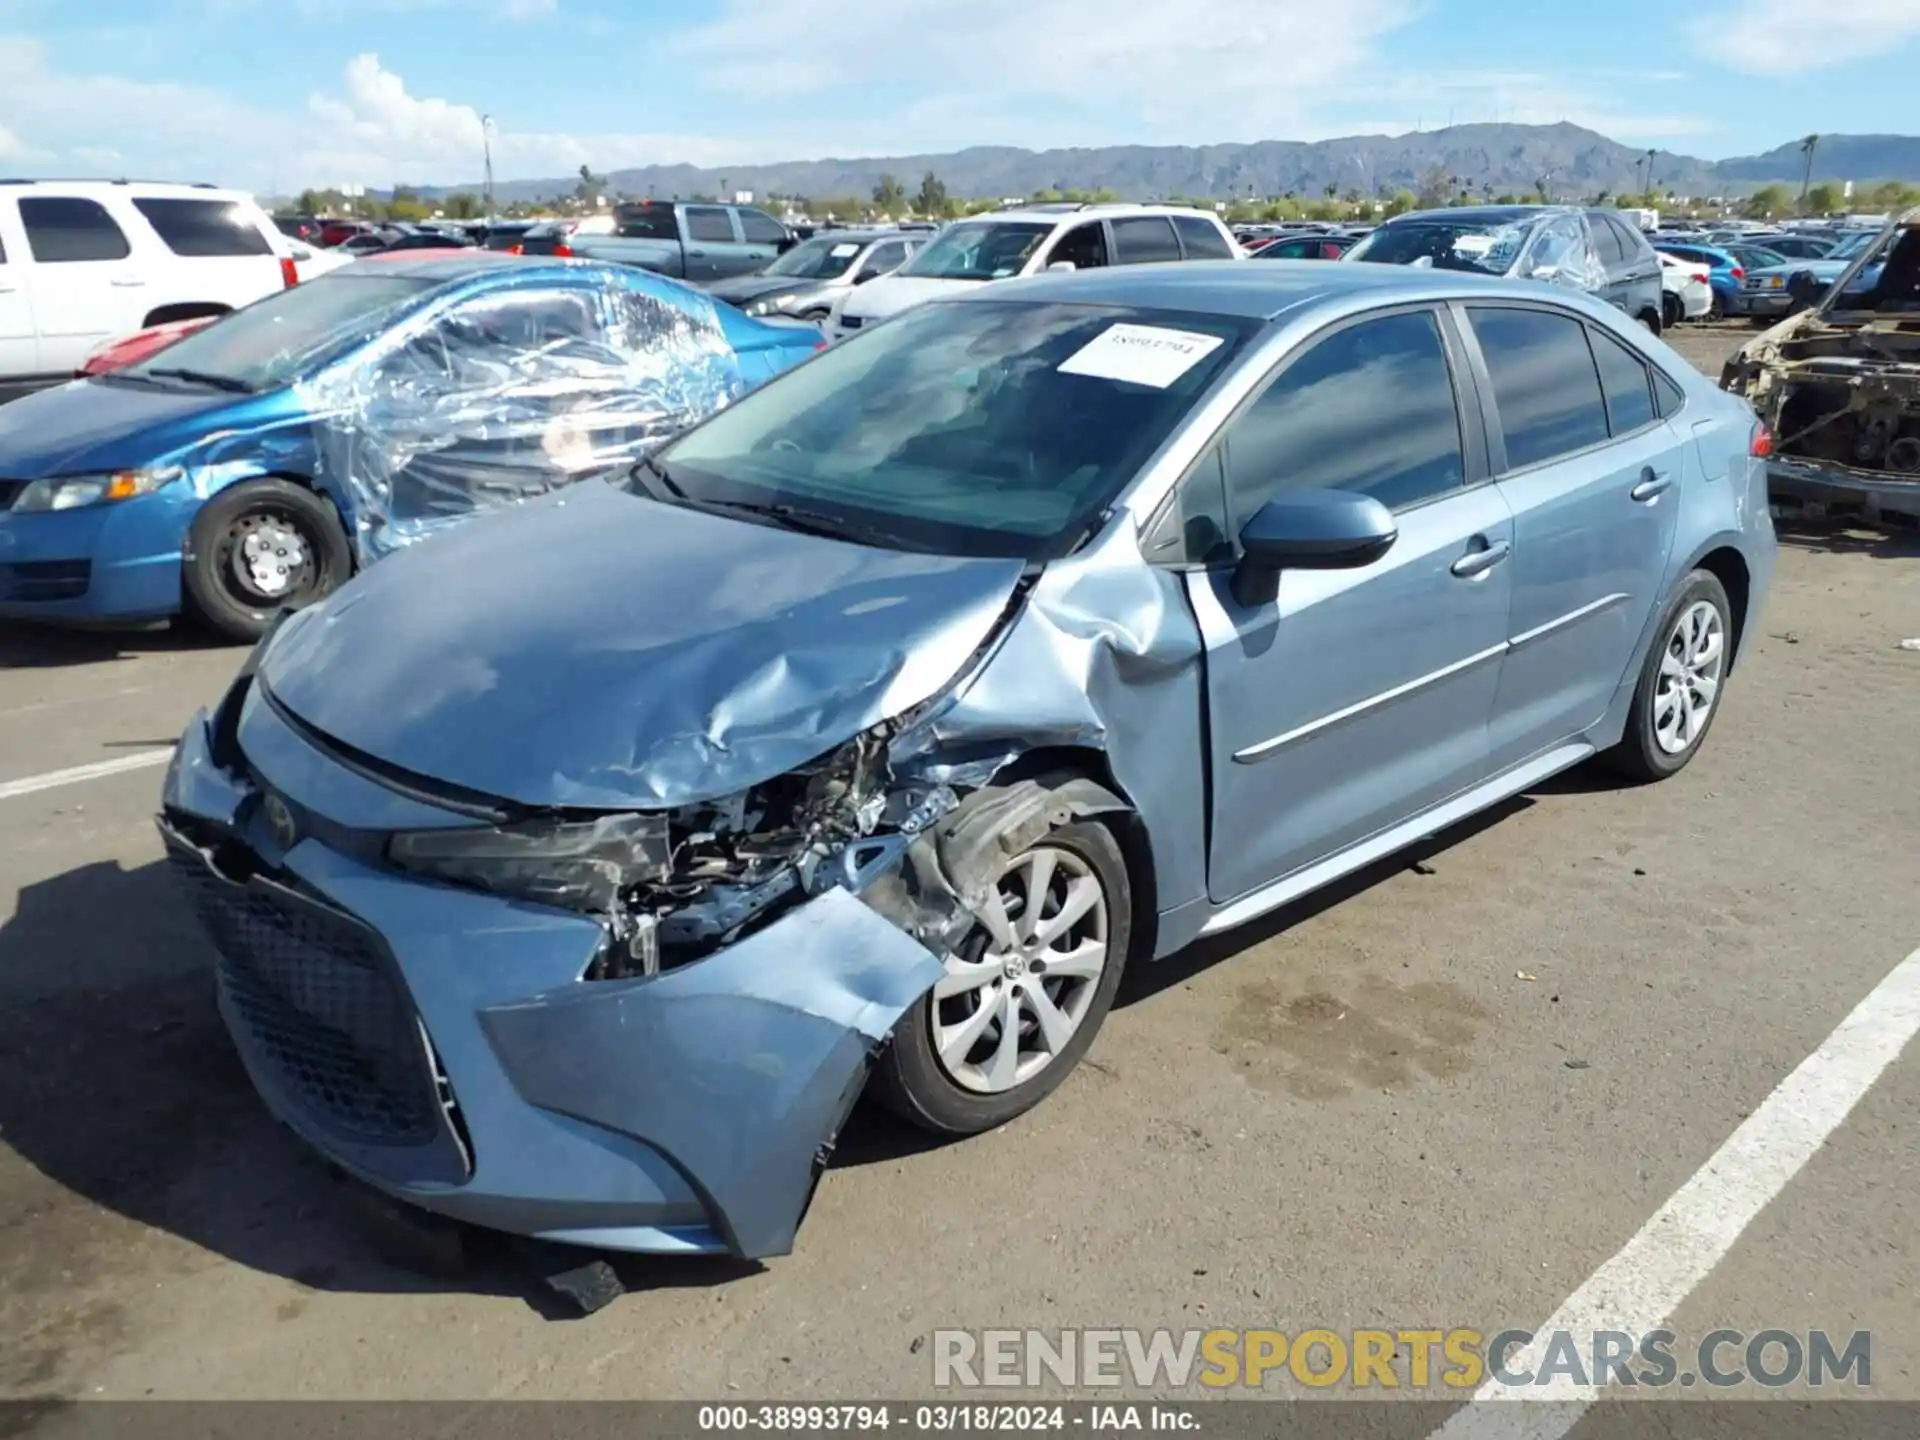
[873,816,1132,1135]
[1661,292,1682,329]
[182,479,351,642]
[1638,307,1662,336]
[1708,293,1726,321]
[1605,569,1733,783]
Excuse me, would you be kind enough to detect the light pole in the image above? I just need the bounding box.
[482,114,496,218]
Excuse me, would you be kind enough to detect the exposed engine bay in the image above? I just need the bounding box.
[1722,213,1920,523]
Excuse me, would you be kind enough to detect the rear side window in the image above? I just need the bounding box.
[614,205,677,240]
[737,209,788,244]
[1611,216,1652,257]
[1111,216,1182,265]
[134,199,274,257]
[1171,214,1233,259]
[19,197,132,262]
[1588,327,1657,435]
[1224,309,1466,514]
[685,206,735,243]
[1588,215,1626,265]
[1467,307,1610,470]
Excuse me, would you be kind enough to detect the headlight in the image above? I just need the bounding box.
[388,812,671,913]
[13,466,183,512]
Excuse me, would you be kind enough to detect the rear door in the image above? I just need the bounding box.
[0,205,40,388]
[1458,303,1682,768]
[1586,211,1630,310]
[1185,304,1514,902]
[14,194,146,370]
[734,208,790,277]
[130,195,285,312]
[681,205,736,281]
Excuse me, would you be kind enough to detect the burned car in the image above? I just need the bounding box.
[1722,207,1920,526]
[162,263,1773,1259]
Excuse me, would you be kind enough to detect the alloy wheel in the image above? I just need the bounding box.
[929,844,1110,1094]
[1653,599,1725,755]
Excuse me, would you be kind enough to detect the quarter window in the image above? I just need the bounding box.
[1224,309,1466,516]
[1111,216,1182,265]
[19,197,132,263]
[684,207,734,243]
[132,198,273,257]
[1467,307,1611,469]
[1588,327,1657,435]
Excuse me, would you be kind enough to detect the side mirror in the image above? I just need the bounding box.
[854,267,883,284]
[1230,490,1397,607]
[1047,261,1077,272]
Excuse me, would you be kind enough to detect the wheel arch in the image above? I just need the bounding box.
[1692,544,1752,670]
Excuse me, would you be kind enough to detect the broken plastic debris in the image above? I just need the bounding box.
[1899,638,1920,652]
[1517,970,1537,982]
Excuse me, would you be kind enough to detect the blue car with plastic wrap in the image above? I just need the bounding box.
[0,254,823,637]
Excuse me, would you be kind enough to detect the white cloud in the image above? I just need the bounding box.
[0,119,52,163]
[1688,0,1920,74]
[672,0,1420,141]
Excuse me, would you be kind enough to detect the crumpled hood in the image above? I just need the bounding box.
[706,275,820,307]
[840,275,978,322]
[0,377,241,476]
[259,479,1027,810]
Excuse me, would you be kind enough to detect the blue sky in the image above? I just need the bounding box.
[0,0,1915,191]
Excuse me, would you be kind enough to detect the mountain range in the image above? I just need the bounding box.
[429,125,1920,205]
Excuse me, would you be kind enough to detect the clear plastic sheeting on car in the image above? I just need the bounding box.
[1518,212,1609,295]
[296,269,746,563]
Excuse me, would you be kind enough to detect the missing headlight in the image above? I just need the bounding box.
[388,812,672,913]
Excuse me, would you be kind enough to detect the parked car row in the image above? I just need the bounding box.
[145,255,1775,1268]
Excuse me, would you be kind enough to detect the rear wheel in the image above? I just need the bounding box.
[1661,292,1682,328]
[873,817,1131,1135]
[1638,307,1663,335]
[182,479,351,642]
[1605,570,1733,783]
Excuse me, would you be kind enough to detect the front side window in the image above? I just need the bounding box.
[19,197,132,263]
[1171,214,1234,259]
[1111,216,1182,265]
[684,207,735,243]
[133,198,274,257]
[899,222,1052,281]
[1223,309,1466,517]
[738,209,789,244]
[1467,306,1610,470]
[647,300,1255,560]
[1047,222,1108,270]
[862,242,908,277]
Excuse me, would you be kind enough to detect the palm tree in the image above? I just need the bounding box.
[1798,134,1820,211]
[1641,148,1657,198]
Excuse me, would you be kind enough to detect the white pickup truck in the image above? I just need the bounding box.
[0,179,299,402]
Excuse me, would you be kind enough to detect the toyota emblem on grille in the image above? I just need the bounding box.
[263,794,298,850]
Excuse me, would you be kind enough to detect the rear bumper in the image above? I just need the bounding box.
[160,701,945,1258]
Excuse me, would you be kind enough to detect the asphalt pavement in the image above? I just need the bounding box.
[1,322,1916,1422]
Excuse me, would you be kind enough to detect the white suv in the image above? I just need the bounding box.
[826,203,1244,340]
[0,180,297,401]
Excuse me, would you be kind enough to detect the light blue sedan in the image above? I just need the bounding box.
[162,262,1775,1260]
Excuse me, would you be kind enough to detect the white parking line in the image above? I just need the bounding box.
[0,748,176,801]
[1433,943,1920,1440]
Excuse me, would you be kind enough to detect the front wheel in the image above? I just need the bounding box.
[182,479,352,642]
[873,817,1132,1135]
[1605,570,1733,782]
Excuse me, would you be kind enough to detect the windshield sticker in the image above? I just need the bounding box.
[1058,323,1225,389]
[1451,235,1494,255]
[830,243,860,258]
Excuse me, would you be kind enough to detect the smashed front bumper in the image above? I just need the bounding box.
[159,701,944,1259]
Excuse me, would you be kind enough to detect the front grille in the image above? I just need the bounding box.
[0,559,91,602]
[166,845,447,1148]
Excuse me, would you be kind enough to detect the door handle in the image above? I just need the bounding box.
[110,276,146,287]
[687,250,707,258]
[1450,538,1511,578]
[1630,469,1673,503]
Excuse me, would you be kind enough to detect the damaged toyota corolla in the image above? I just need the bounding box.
[161,262,1774,1260]
[1722,207,1920,525]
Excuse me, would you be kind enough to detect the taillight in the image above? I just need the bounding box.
[279,256,299,288]
[552,242,574,257]
[507,243,523,255]
[1750,421,1773,458]
[813,337,828,351]
[1731,266,1744,280]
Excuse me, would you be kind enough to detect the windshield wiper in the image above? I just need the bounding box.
[631,453,687,499]
[700,497,916,549]
[146,367,255,394]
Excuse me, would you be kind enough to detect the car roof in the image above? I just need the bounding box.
[802,228,900,243]
[333,252,574,283]
[0,177,257,203]
[958,204,1224,228]
[1387,205,1572,226]
[963,258,1557,321]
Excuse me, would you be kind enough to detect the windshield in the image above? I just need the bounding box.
[120,274,434,391]
[765,236,865,280]
[1345,218,1535,275]
[638,300,1255,560]
[899,222,1053,281]
[1730,247,1787,271]
[1828,231,1878,261]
